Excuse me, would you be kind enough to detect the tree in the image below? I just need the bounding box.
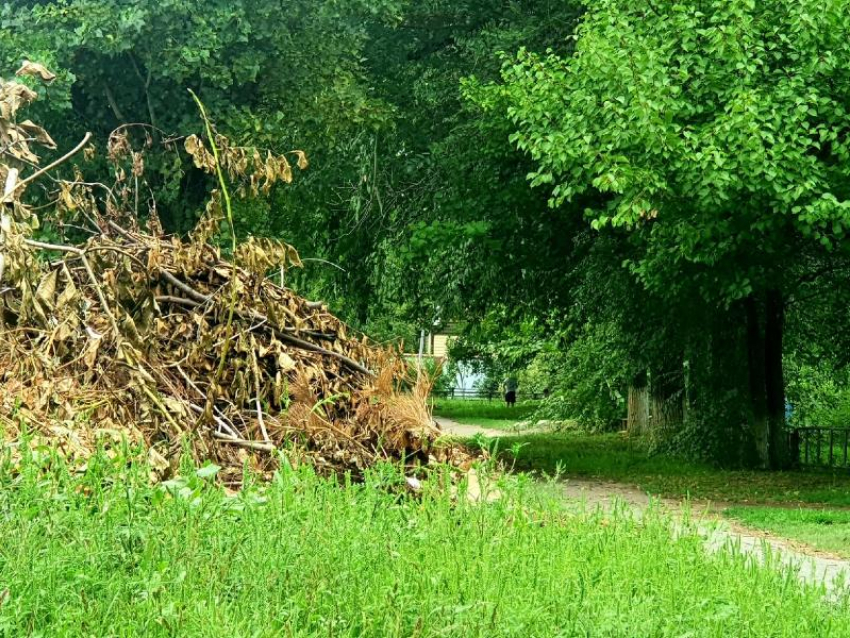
[498,0,850,467]
[0,0,399,230]
[0,0,588,340]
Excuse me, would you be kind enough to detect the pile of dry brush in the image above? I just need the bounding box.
[0,64,474,483]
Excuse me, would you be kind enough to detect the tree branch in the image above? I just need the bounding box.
[158,269,370,375]
[103,83,126,123]
[13,133,93,195]
[129,54,159,140]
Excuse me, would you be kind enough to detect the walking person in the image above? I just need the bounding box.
[503,376,518,407]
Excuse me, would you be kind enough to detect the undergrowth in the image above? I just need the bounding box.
[0,444,849,636]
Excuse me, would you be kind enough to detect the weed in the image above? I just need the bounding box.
[0,453,849,635]
[726,507,850,557]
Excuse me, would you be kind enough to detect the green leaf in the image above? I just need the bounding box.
[196,464,222,479]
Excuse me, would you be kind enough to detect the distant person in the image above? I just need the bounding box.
[503,376,518,407]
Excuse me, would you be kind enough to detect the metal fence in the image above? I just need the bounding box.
[790,427,850,469]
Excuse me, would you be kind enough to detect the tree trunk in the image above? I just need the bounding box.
[649,358,684,435]
[627,371,650,436]
[745,295,770,468]
[765,289,790,469]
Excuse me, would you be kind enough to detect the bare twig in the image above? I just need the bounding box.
[186,402,240,440]
[155,295,199,308]
[212,432,276,453]
[250,344,271,443]
[13,132,93,195]
[24,238,82,255]
[301,258,347,273]
[103,83,126,123]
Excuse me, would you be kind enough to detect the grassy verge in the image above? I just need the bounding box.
[725,506,850,558]
[432,398,538,423]
[481,432,850,507]
[1,451,849,636]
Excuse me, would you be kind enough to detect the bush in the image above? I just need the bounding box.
[786,362,850,428]
[532,324,628,430]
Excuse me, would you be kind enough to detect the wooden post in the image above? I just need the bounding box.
[627,371,650,436]
[789,429,801,468]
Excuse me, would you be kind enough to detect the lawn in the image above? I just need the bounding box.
[725,506,850,558]
[432,398,538,423]
[478,431,850,507]
[1,452,850,636]
[440,416,522,430]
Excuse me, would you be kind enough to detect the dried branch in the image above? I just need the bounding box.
[103,83,126,123]
[212,432,276,453]
[13,132,93,195]
[159,268,371,375]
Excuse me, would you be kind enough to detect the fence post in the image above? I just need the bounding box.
[829,429,835,467]
[815,430,823,465]
[789,429,800,469]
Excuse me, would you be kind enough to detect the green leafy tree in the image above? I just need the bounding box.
[498,0,850,467]
[0,0,399,230]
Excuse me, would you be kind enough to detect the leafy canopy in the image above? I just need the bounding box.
[500,0,850,302]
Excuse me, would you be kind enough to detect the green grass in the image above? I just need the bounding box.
[725,506,850,558]
[2,450,850,636]
[432,398,538,423]
[481,432,850,507]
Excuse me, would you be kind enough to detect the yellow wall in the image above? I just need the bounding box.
[433,334,452,359]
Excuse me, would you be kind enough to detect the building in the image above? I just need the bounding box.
[419,324,484,394]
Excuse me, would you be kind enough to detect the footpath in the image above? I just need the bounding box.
[435,417,850,596]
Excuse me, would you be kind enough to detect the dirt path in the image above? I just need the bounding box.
[437,417,850,596]
[435,418,507,438]
[434,417,550,438]
[557,476,850,594]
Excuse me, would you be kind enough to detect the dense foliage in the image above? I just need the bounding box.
[2,0,850,466]
[487,0,850,465]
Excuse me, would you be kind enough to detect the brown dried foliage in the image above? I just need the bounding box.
[0,68,474,484]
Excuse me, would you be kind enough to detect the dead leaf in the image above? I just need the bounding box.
[15,60,55,82]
